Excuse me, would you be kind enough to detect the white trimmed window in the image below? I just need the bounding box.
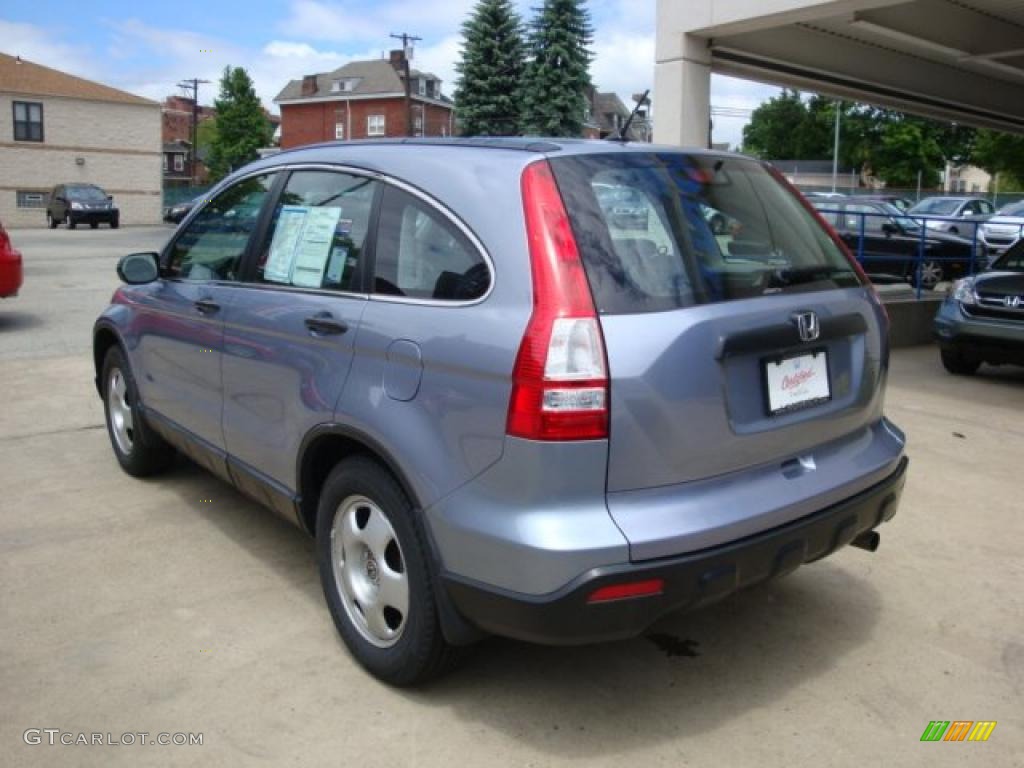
[367,114,385,137]
[173,154,184,172]
[418,79,426,96]
[335,122,345,140]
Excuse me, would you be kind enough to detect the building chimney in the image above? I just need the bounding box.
[389,49,406,71]
[301,75,318,97]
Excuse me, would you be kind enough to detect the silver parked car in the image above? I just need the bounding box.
[908,195,995,239]
[92,139,908,685]
[980,200,1024,259]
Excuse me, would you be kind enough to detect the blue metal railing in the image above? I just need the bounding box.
[814,209,1017,299]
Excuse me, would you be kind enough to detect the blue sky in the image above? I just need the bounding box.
[0,0,777,147]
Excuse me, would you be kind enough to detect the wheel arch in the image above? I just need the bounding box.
[92,322,124,398]
[297,423,484,645]
[296,424,423,537]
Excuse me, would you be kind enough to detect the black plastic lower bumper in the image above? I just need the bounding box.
[443,457,908,645]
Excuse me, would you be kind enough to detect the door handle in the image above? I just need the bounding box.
[194,298,220,315]
[305,312,348,336]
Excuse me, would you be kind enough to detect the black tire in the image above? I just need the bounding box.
[111,216,120,229]
[66,214,76,230]
[90,221,98,229]
[101,346,174,476]
[47,212,58,229]
[940,348,981,376]
[316,456,461,686]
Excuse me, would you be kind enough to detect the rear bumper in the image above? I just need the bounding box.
[0,254,23,298]
[444,457,908,645]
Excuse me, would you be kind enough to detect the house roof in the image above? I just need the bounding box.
[0,52,157,106]
[275,58,444,102]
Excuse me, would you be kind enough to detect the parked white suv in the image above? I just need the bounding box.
[980,201,1024,261]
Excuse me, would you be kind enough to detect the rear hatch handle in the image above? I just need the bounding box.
[716,313,867,360]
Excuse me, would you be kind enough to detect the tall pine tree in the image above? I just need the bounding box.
[454,0,526,136]
[521,0,593,137]
[207,66,273,181]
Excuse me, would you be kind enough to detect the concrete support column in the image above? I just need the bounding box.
[653,33,712,148]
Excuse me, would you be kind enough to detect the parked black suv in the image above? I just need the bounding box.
[812,198,985,290]
[47,184,120,229]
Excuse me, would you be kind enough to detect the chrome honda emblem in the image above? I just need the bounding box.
[1004,295,1021,309]
[794,311,820,342]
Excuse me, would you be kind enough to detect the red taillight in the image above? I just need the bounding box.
[587,579,664,604]
[507,160,609,441]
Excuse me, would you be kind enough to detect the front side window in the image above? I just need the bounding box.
[166,173,276,281]
[367,114,385,136]
[13,101,43,142]
[372,186,489,301]
[551,153,860,314]
[255,170,378,292]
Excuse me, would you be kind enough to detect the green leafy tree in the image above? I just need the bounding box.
[521,0,594,137]
[741,89,810,159]
[455,0,526,136]
[973,129,1024,190]
[207,66,273,181]
[872,121,944,187]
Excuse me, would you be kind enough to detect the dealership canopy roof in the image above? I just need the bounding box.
[655,0,1024,145]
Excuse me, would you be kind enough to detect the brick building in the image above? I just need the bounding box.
[161,95,216,184]
[0,52,161,227]
[275,51,455,148]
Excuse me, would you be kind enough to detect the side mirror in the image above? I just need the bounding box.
[117,252,160,285]
[107,195,114,202]
[881,221,899,235]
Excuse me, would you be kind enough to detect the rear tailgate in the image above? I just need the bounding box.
[551,150,899,556]
[599,288,886,491]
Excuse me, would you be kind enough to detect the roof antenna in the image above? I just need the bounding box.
[608,89,649,143]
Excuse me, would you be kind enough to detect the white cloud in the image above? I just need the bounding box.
[591,31,655,106]
[0,21,102,80]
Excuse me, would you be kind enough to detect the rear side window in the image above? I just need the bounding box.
[550,153,860,314]
[372,186,489,301]
[255,170,379,291]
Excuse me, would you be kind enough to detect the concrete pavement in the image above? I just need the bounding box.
[1,228,1021,766]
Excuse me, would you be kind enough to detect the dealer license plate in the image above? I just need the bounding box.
[764,351,830,415]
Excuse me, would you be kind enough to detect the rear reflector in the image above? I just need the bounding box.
[587,578,665,604]
[507,160,609,441]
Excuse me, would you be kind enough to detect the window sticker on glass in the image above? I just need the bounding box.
[265,206,308,283]
[264,205,344,287]
[291,207,343,287]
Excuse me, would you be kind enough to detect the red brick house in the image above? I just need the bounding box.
[275,51,455,148]
[161,95,217,184]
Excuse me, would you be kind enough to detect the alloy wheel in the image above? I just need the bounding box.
[330,495,409,648]
[918,260,944,290]
[107,368,134,454]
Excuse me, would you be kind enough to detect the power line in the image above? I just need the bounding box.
[390,32,422,135]
[177,78,211,185]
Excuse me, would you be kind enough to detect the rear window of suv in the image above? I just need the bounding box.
[550,153,861,314]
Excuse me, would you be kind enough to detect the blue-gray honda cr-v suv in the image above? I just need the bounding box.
[94,138,908,685]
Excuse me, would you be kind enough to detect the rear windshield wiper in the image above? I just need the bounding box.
[765,265,857,287]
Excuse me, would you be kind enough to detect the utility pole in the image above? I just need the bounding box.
[177,78,210,186]
[390,32,422,136]
[831,99,841,193]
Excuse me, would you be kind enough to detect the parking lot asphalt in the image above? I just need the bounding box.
[1,227,1021,767]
